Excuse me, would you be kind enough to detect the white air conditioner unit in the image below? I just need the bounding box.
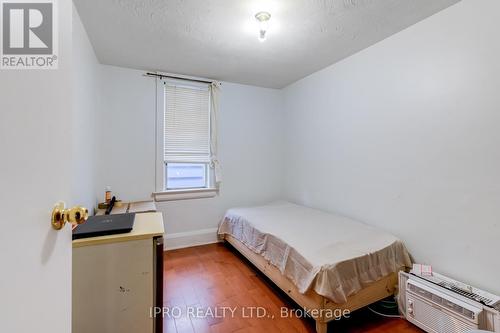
[399,272,500,333]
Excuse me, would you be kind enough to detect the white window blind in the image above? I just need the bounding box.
[164,84,210,163]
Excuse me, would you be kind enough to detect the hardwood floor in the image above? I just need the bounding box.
[164,243,422,333]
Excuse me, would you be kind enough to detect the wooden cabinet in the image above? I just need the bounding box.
[72,213,164,333]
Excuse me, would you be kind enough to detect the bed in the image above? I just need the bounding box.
[218,201,412,333]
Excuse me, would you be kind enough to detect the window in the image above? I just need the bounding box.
[164,83,210,190]
[155,79,218,201]
[166,163,207,189]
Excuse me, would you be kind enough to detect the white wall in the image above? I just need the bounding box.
[283,0,500,294]
[72,5,100,210]
[95,65,284,240]
[95,65,156,203]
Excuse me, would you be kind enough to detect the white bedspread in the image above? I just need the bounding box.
[218,201,412,304]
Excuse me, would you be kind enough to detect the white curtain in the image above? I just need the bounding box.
[209,81,222,184]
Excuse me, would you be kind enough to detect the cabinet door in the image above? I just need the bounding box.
[73,239,154,333]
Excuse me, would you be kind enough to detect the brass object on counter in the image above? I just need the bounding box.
[97,200,123,210]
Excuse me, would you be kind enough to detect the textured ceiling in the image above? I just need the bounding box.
[74,0,460,88]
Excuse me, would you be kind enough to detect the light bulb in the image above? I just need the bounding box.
[255,11,271,42]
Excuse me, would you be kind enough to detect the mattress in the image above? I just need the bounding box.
[218,201,412,304]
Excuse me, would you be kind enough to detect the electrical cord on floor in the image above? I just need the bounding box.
[367,297,404,318]
[367,305,404,318]
[379,299,398,308]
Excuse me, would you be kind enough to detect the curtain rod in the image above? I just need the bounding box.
[145,72,214,84]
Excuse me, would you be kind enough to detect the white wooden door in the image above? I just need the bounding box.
[0,0,73,332]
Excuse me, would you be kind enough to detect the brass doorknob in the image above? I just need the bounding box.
[51,202,89,230]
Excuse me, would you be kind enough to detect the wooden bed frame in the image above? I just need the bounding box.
[224,234,400,333]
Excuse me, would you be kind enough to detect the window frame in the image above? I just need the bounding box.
[154,78,217,201]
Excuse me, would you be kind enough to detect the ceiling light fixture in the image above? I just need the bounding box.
[255,11,271,42]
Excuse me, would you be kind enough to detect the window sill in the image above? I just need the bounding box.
[153,188,218,202]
